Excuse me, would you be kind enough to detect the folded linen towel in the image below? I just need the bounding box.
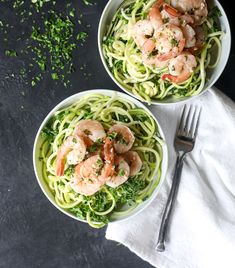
[106,88,235,268]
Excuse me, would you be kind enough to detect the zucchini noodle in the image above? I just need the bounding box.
[39,93,164,227]
[102,0,224,101]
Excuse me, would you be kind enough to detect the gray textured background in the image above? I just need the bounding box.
[0,0,234,267]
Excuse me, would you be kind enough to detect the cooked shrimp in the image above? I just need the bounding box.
[162,3,182,17]
[79,155,105,180]
[171,0,208,25]
[154,24,185,61]
[141,36,169,67]
[70,155,105,196]
[141,38,156,55]
[136,22,181,67]
[106,157,130,188]
[148,1,163,31]
[108,124,135,154]
[187,25,205,53]
[123,151,142,177]
[101,163,115,180]
[161,4,194,26]
[132,20,154,48]
[56,135,86,177]
[181,24,196,48]
[103,137,115,164]
[102,137,115,178]
[74,119,106,143]
[162,52,197,84]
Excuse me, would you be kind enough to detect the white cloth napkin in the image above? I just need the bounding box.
[106,88,235,268]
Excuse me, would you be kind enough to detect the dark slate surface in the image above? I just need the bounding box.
[0,1,234,268]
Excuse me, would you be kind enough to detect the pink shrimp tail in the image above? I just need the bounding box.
[163,3,181,17]
[80,133,93,147]
[148,0,164,30]
[178,38,186,52]
[103,163,115,179]
[56,159,65,177]
[103,137,115,164]
[141,39,156,54]
[161,72,190,84]
[155,0,164,8]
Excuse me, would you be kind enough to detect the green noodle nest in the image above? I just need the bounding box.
[102,0,223,102]
[39,93,164,228]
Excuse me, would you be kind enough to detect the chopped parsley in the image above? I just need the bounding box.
[83,0,93,5]
[207,6,222,34]
[5,50,17,57]
[104,36,115,45]
[88,138,103,153]
[65,165,75,177]
[72,137,77,143]
[84,129,91,135]
[95,138,104,145]
[163,17,169,23]
[1,0,92,87]
[77,31,88,42]
[88,144,97,153]
[30,12,77,86]
[148,49,158,58]
[118,169,125,176]
[208,6,222,19]
[170,38,179,47]
[96,158,103,167]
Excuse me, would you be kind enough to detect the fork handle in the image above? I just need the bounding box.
[156,154,185,252]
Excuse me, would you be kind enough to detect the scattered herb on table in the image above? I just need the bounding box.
[30,11,77,86]
[1,0,92,87]
[77,31,88,42]
[83,0,93,5]
[5,49,17,57]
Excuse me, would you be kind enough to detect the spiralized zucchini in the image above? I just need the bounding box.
[102,0,224,102]
[39,93,164,228]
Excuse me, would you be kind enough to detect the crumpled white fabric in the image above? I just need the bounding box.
[106,88,235,268]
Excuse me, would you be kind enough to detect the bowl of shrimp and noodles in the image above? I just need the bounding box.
[33,90,168,228]
[98,0,231,104]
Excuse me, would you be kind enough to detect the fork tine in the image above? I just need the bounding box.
[183,105,192,134]
[177,105,187,135]
[188,106,197,137]
[192,108,201,139]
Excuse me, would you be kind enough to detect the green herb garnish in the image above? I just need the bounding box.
[118,169,125,176]
[96,158,103,167]
[208,6,222,19]
[170,38,179,47]
[83,0,92,5]
[77,31,88,42]
[5,50,17,57]
[89,144,97,153]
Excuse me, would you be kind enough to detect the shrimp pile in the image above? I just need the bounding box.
[131,0,208,84]
[56,119,142,196]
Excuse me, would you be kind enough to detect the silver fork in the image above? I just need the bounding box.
[156,105,201,252]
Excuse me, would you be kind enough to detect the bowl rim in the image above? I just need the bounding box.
[33,89,169,225]
[97,0,231,106]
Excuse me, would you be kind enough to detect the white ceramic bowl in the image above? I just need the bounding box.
[33,89,168,225]
[98,0,231,105]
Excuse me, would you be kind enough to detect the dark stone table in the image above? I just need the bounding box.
[0,1,234,267]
